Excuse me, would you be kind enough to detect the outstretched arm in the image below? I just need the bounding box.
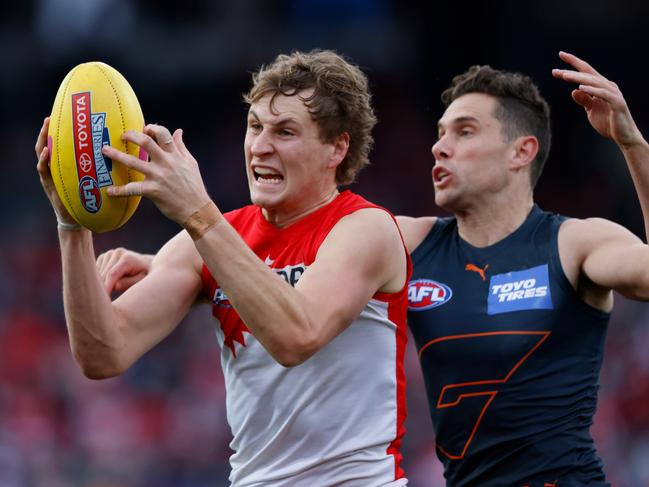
[553,51,649,238]
[553,52,649,304]
[36,118,202,378]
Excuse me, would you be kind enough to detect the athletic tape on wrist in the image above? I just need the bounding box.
[183,201,220,241]
[54,208,83,231]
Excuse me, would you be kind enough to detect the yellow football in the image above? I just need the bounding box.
[48,62,147,233]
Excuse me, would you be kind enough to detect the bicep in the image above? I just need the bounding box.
[112,232,204,366]
[571,218,649,300]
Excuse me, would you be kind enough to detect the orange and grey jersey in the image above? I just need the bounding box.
[202,191,411,487]
[408,205,610,487]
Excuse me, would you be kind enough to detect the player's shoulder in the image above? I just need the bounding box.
[322,208,405,261]
[323,207,407,293]
[558,215,642,260]
[560,216,640,244]
[395,216,438,254]
[334,207,403,240]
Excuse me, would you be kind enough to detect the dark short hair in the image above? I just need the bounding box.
[441,65,551,187]
[244,50,377,186]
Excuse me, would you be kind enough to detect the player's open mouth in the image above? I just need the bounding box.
[433,166,450,184]
[254,167,284,184]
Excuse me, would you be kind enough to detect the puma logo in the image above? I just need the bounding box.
[465,263,489,281]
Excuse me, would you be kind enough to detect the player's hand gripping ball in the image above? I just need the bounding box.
[48,62,147,232]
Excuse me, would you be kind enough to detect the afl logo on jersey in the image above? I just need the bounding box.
[408,279,453,311]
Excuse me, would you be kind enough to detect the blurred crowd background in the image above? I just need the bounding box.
[2,1,649,486]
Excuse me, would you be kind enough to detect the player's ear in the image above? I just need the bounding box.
[510,135,538,171]
[328,132,350,169]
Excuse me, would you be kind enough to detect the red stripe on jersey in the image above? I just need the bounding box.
[379,215,412,480]
[385,285,410,479]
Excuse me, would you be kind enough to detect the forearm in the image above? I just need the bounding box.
[59,229,127,377]
[622,137,649,240]
[192,213,314,365]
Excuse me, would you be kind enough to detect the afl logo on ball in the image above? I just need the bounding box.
[408,279,453,311]
[78,176,102,213]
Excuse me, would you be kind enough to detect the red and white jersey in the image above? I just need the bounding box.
[201,191,410,487]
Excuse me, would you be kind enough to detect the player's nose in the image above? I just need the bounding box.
[250,129,274,157]
[432,135,451,161]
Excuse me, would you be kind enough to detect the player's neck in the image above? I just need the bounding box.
[455,193,534,248]
[262,187,340,228]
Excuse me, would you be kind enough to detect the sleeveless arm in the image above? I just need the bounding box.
[61,230,203,378]
[195,207,407,366]
[553,52,649,304]
[554,52,649,236]
[560,218,649,302]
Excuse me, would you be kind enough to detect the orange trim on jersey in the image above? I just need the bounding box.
[436,391,497,460]
[418,330,550,359]
[419,331,551,460]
